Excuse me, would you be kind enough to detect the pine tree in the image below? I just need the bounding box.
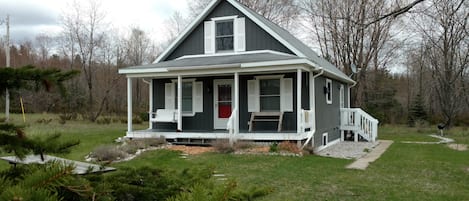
[408,93,428,126]
[0,65,80,158]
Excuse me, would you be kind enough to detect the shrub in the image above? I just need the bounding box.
[278,141,301,154]
[91,145,127,162]
[96,117,111,124]
[132,116,143,124]
[146,137,167,147]
[234,140,253,150]
[36,118,52,124]
[302,145,315,155]
[120,144,138,155]
[212,139,234,153]
[139,112,149,122]
[126,139,148,149]
[269,142,278,152]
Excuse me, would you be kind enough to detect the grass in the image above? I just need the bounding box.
[1,114,469,200]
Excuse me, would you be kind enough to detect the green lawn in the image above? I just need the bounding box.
[1,114,469,200]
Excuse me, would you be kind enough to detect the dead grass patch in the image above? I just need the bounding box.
[447,144,468,151]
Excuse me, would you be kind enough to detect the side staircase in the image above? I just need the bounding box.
[340,108,379,142]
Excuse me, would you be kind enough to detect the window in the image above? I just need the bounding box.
[215,20,234,52]
[326,79,332,104]
[259,79,280,111]
[165,80,203,115]
[322,133,328,146]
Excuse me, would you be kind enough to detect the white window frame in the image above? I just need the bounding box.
[259,78,281,112]
[205,15,245,54]
[248,75,293,113]
[326,78,332,105]
[171,79,200,117]
[322,133,328,146]
[212,15,237,53]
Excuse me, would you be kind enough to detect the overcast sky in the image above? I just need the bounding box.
[0,0,189,43]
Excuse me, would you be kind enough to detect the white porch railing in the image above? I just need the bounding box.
[300,109,314,132]
[340,108,379,142]
[227,107,238,145]
[300,109,315,149]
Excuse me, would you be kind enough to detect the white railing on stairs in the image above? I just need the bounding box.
[227,108,238,145]
[300,109,314,132]
[340,108,379,142]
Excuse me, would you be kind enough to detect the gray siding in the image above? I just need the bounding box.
[314,76,342,147]
[164,1,293,61]
[151,72,308,132]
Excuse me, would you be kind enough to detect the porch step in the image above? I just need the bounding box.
[249,112,283,132]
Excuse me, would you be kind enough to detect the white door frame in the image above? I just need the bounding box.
[213,79,234,129]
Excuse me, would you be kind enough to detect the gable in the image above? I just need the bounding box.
[163,0,293,61]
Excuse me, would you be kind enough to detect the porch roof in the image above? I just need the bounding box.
[120,52,300,71]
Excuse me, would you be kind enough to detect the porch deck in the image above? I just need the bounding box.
[126,129,306,141]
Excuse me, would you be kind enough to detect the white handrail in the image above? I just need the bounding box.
[340,108,379,142]
[227,108,238,145]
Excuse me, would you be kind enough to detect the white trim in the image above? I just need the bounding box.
[296,69,302,134]
[121,58,355,84]
[211,15,238,21]
[119,68,168,74]
[234,72,239,135]
[213,79,234,129]
[149,79,153,129]
[339,84,345,108]
[254,74,284,80]
[154,0,219,63]
[315,137,340,152]
[127,78,133,132]
[126,65,308,78]
[177,76,182,131]
[176,50,296,60]
[326,79,332,105]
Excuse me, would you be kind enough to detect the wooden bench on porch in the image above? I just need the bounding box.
[249,112,284,132]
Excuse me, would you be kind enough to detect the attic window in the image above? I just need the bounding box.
[215,20,234,52]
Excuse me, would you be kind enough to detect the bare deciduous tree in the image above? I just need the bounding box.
[61,0,107,121]
[412,0,468,127]
[301,0,403,107]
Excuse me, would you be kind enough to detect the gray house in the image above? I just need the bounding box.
[119,0,378,151]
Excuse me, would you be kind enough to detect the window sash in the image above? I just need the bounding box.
[175,82,193,113]
[259,79,281,111]
[215,20,234,52]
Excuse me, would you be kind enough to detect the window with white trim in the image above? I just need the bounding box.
[175,82,193,113]
[247,75,293,113]
[326,79,332,104]
[165,80,203,115]
[322,133,328,146]
[215,20,234,52]
[204,16,245,54]
[259,79,280,111]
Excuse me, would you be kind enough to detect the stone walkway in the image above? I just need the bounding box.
[346,140,393,170]
[316,141,380,159]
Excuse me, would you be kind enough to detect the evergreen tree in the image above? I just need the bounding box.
[0,65,80,158]
[408,93,428,126]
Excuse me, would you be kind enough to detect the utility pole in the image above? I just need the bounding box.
[2,15,10,122]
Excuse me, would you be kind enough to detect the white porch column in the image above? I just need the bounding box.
[234,72,239,135]
[297,69,302,134]
[177,75,182,131]
[148,79,153,129]
[127,77,133,133]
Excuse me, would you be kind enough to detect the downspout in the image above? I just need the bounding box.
[347,82,357,108]
[301,67,323,149]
